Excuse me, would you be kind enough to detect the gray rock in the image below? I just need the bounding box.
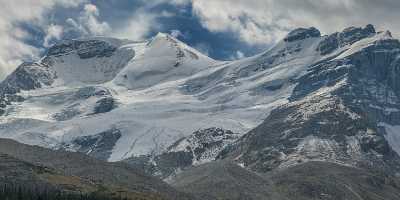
[74,86,111,99]
[0,62,56,114]
[317,32,340,55]
[0,62,56,95]
[318,24,377,55]
[50,86,115,120]
[93,97,116,114]
[47,39,117,59]
[52,107,81,121]
[124,127,241,179]
[339,24,376,46]
[61,128,122,161]
[284,27,321,42]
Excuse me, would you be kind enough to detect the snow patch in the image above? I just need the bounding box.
[379,123,400,156]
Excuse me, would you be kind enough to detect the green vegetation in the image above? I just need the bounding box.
[0,184,147,200]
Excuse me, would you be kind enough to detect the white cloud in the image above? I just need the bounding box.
[0,0,87,80]
[43,24,64,47]
[170,30,183,38]
[189,0,304,45]
[228,51,245,60]
[183,0,400,46]
[109,1,183,41]
[78,4,111,36]
[111,9,159,41]
[84,3,98,14]
[235,51,245,59]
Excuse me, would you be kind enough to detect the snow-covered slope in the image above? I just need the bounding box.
[44,37,135,86]
[113,33,217,89]
[2,25,398,170]
[0,29,324,162]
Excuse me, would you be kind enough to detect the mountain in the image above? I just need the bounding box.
[2,24,400,199]
[165,25,400,200]
[219,26,400,174]
[0,30,311,162]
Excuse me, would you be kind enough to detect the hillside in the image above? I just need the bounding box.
[0,139,194,200]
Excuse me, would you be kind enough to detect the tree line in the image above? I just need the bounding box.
[0,184,130,200]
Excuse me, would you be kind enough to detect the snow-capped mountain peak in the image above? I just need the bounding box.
[113,32,218,90]
[2,24,400,174]
[149,32,213,61]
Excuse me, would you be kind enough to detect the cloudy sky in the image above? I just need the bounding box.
[1,0,400,80]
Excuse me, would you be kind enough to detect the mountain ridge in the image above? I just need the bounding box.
[1,24,400,175]
[2,24,400,199]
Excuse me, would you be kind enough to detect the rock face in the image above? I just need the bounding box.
[0,62,56,94]
[317,24,377,55]
[167,128,241,165]
[124,128,241,179]
[47,39,117,59]
[51,86,116,121]
[284,27,321,42]
[93,97,116,114]
[42,38,135,84]
[61,128,122,161]
[0,62,56,115]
